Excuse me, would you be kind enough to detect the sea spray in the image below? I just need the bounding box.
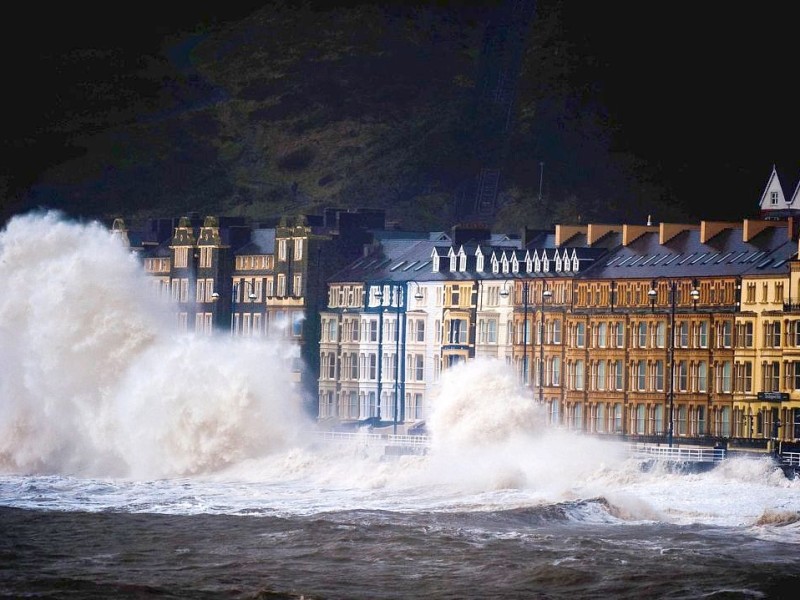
[421,358,629,497]
[427,357,546,449]
[0,212,311,478]
[113,335,307,479]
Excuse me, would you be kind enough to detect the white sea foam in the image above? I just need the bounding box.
[0,212,310,478]
[1,212,799,540]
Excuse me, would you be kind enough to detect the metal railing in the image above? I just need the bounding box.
[310,432,800,467]
[313,430,431,448]
[629,444,725,463]
[779,452,800,466]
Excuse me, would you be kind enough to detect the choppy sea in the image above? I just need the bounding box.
[2,442,800,600]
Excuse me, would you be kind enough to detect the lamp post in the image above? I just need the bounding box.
[648,278,700,448]
[397,281,424,434]
[375,283,422,433]
[373,285,386,423]
[538,161,544,202]
[230,280,257,335]
[392,285,402,435]
[500,280,532,386]
[539,285,553,404]
[522,282,530,385]
[500,280,547,388]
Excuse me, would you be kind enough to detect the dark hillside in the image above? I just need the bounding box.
[9,1,691,230]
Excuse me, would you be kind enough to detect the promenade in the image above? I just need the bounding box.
[312,431,800,477]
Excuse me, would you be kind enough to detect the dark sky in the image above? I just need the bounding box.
[1,3,263,204]
[563,1,798,219]
[2,1,796,223]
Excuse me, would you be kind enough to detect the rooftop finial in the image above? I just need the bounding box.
[647,214,652,226]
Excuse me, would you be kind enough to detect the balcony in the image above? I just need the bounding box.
[783,302,800,312]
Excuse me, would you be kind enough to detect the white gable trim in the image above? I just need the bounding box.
[792,176,800,207]
[448,247,457,272]
[759,165,787,211]
[458,246,467,272]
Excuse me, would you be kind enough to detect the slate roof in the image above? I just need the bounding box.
[328,234,610,284]
[235,228,275,255]
[329,239,441,284]
[582,224,796,280]
[139,239,171,258]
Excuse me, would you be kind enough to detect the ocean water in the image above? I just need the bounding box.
[1,213,800,599]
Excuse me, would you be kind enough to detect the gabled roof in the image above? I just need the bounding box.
[759,164,791,211]
[792,177,800,207]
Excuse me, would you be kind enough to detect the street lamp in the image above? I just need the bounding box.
[408,280,424,301]
[648,278,700,448]
[374,283,410,433]
[399,281,424,434]
[539,285,553,404]
[500,279,533,386]
[231,280,258,335]
[373,285,387,423]
[374,281,423,434]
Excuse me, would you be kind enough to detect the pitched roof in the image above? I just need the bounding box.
[235,228,275,255]
[582,224,795,280]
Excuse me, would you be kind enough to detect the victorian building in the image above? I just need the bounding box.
[315,166,800,450]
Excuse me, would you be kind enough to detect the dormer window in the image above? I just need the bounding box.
[534,257,541,272]
[543,256,550,272]
[572,256,579,271]
[511,256,519,273]
[771,191,779,205]
[501,255,509,273]
[432,252,440,272]
[491,255,499,273]
[458,249,467,272]
[555,255,562,272]
[476,248,484,272]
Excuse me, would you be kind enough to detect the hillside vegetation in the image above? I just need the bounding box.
[19,1,686,231]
